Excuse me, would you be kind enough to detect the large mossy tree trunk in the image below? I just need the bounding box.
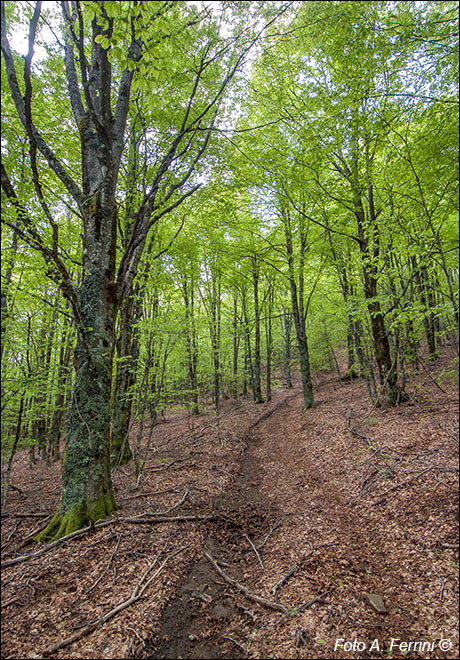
[37,270,119,539]
[37,63,121,539]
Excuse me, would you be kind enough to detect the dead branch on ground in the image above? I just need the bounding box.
[205,551,288,613]
[272,564,297,595]
[243,533,264,569]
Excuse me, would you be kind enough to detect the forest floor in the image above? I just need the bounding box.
[1,349,459,660]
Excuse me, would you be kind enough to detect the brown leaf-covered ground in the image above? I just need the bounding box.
[1,349,459,660]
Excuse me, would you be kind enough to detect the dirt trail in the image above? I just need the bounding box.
[1,359,458,660]
[146,393,299,659]
[145,374,458,659]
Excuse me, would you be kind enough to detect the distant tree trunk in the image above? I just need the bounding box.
[2,392,25,509]
[48,315,73,462]
[181,276,199,415]
[111,294,137,466]
[265,285,273,401]
[283,209,314,409]
[0,228,18,364]
[232,294,239,399]
[251,256,264,404]
[282,308,293,389]
[241,288,254,398]
[353,181,402,406]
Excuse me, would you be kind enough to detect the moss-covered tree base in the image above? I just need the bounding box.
[35,493,118,542]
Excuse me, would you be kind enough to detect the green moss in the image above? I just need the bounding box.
[35,493,117,542]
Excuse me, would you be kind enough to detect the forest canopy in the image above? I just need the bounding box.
[1,0,458,538]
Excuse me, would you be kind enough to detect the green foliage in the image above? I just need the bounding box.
[1,1,458,487]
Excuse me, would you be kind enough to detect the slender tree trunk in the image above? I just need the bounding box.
[283,213,314,409]
[2,392,25,509]
[232,294,239,399]
[242,288,253,398]
[182,277,199,415]
[251,256,263,404]
[111,295,137,466]
[48,317,73,462]
[282,308,293,389]
[353,182,402,406]
[265,285,273,401]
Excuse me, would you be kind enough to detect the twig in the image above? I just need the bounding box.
[205,552,288,613]
[132,489,190,517]
[372,466,434,503]
[243,533,264,569]
[264,592,329,635]
[42,544,187,657]
[441,543,459,549]
[359,469,379,495]
[433,473,456,491]
[1,585,27,609]
[223,636,248,653]
[272,564,297,595]
[143,456,189,471]
[257,521,282,550]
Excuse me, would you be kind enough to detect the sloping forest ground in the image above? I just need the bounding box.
[1,349,459,660]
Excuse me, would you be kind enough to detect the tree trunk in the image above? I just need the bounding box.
[182,277,199,415]
[251,256,264,404]
[265,285,273,402]
[353,183,401,406]
[232,294,239,399]
[282,308,293,389]
[111,295,136,466]
[283,214,314,409]
[48,318,73,463]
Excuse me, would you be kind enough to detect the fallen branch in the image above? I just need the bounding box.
[42,544,187,657]
[122,514,216,524]
[272,564,297,595]
[264,592,330,635]
[243,533,264,569]
[205,552,288,613]
[257,521,282,550]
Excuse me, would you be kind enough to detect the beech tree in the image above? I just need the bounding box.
[1,0,457,534]
[1,0,287,538]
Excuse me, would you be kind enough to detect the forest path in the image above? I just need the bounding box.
[145,389,300,659]
[145,369,458,659]
[1,359,458,660]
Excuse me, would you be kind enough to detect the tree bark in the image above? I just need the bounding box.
[251,256,264,404]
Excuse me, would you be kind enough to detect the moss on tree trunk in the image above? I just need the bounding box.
[37,269,119,541]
